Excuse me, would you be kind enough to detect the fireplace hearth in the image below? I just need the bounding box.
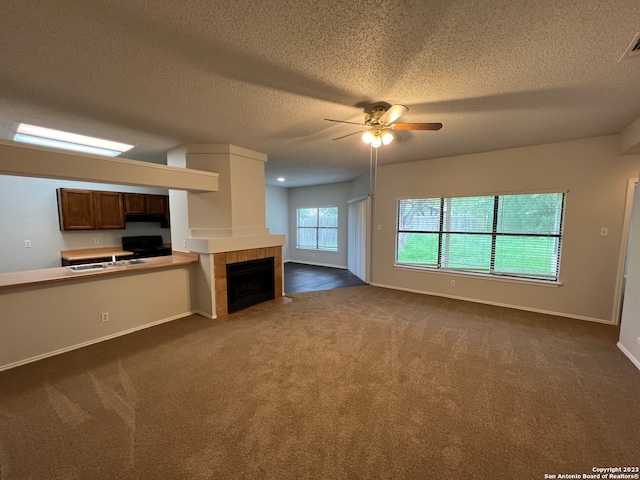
[226,257,275,313]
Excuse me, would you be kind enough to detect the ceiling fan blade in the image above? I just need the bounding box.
[393,122,443,131]
[332,131,362,141]
[379,104,409,124]
[324,118,365,126]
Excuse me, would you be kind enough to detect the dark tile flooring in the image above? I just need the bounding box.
[284,262,367,294]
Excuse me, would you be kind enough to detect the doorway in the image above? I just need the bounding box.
[614,178,637,324]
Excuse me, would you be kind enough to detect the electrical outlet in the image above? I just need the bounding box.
[600,227,608,236]
[183,239,187,248]
[636,336,640,347]
[94,238,100,244]
[24,240,32,248]
[450,280,456,287]
[100,312,109,322]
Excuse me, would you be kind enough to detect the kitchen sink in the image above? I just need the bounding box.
[66,263,106,272]
[66,259,147,272]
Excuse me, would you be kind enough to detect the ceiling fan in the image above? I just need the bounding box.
[324,104,442,148]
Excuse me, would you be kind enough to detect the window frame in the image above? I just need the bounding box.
[395,192,565,283]
[296,205,339,252]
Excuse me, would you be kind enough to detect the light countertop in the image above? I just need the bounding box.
[0,252,198,290]
[60,247,134,261]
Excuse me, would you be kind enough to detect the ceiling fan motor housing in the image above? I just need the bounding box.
[362,107,394,147]
[366,106,387,126]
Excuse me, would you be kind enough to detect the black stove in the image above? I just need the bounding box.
[122,235,172,258]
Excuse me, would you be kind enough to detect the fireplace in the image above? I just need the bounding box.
[167,144,286,319]
[226,257,275,313]
[213,247,283,317]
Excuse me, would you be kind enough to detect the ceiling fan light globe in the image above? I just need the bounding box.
[381,131,394,145]
[371,135,382,148]
[362,131,374,144]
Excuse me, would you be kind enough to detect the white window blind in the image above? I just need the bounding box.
[396,193,564,281]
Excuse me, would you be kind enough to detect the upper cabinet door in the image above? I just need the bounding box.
[94,191,125,229]
[57,188,95,230]
[146,195,167,215]
[123,193,146,214]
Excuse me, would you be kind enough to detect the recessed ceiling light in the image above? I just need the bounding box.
[277,177,285,182]
[14,123,135,157]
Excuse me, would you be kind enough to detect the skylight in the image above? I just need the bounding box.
[14,123,135,157]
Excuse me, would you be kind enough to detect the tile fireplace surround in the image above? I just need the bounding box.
[213,246,283,316]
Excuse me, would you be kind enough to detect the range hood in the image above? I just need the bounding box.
[125,213,169,227]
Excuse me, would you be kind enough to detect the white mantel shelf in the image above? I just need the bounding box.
[187,234,287,254]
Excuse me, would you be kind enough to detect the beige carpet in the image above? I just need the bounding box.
[1,285,639,479]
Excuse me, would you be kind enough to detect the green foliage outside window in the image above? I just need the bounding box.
[396,193,564,281]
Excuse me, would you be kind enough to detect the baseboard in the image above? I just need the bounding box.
[617,342,640,372]
[0,311,198,372]
[192,309,216,320]
[287,260,347,270]
[369,282,614,325]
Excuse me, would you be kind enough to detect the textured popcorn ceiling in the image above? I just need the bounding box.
[0,0,639,187]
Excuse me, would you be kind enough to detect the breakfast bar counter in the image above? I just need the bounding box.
[0,251,199,290]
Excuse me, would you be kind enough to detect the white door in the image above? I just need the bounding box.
[347,196,370,283]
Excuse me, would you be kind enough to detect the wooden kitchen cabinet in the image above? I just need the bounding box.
[123,192,169,227]
[146,195,167,215]
[147,194,170,227]
[57,188,125,230]
[123,193,146,214]
[94,191,126,229]
[124,193,168,216]
[57,189,95,230]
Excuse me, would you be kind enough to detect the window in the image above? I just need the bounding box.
[297,206,338,251]
[396,192,565,281]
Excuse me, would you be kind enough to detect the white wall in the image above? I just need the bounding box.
[288,181,351,268]
[266,185,290,261]
[169,189,190,253]
[0,266,195,370]
[619,176,640,369]
[350,171,371,199]
[371,136,640,323]
[0,175,171,273]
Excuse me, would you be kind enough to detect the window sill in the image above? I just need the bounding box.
[296,248,339,254]
[393,264,562,287]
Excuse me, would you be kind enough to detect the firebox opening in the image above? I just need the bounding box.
[226,257,275,313]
